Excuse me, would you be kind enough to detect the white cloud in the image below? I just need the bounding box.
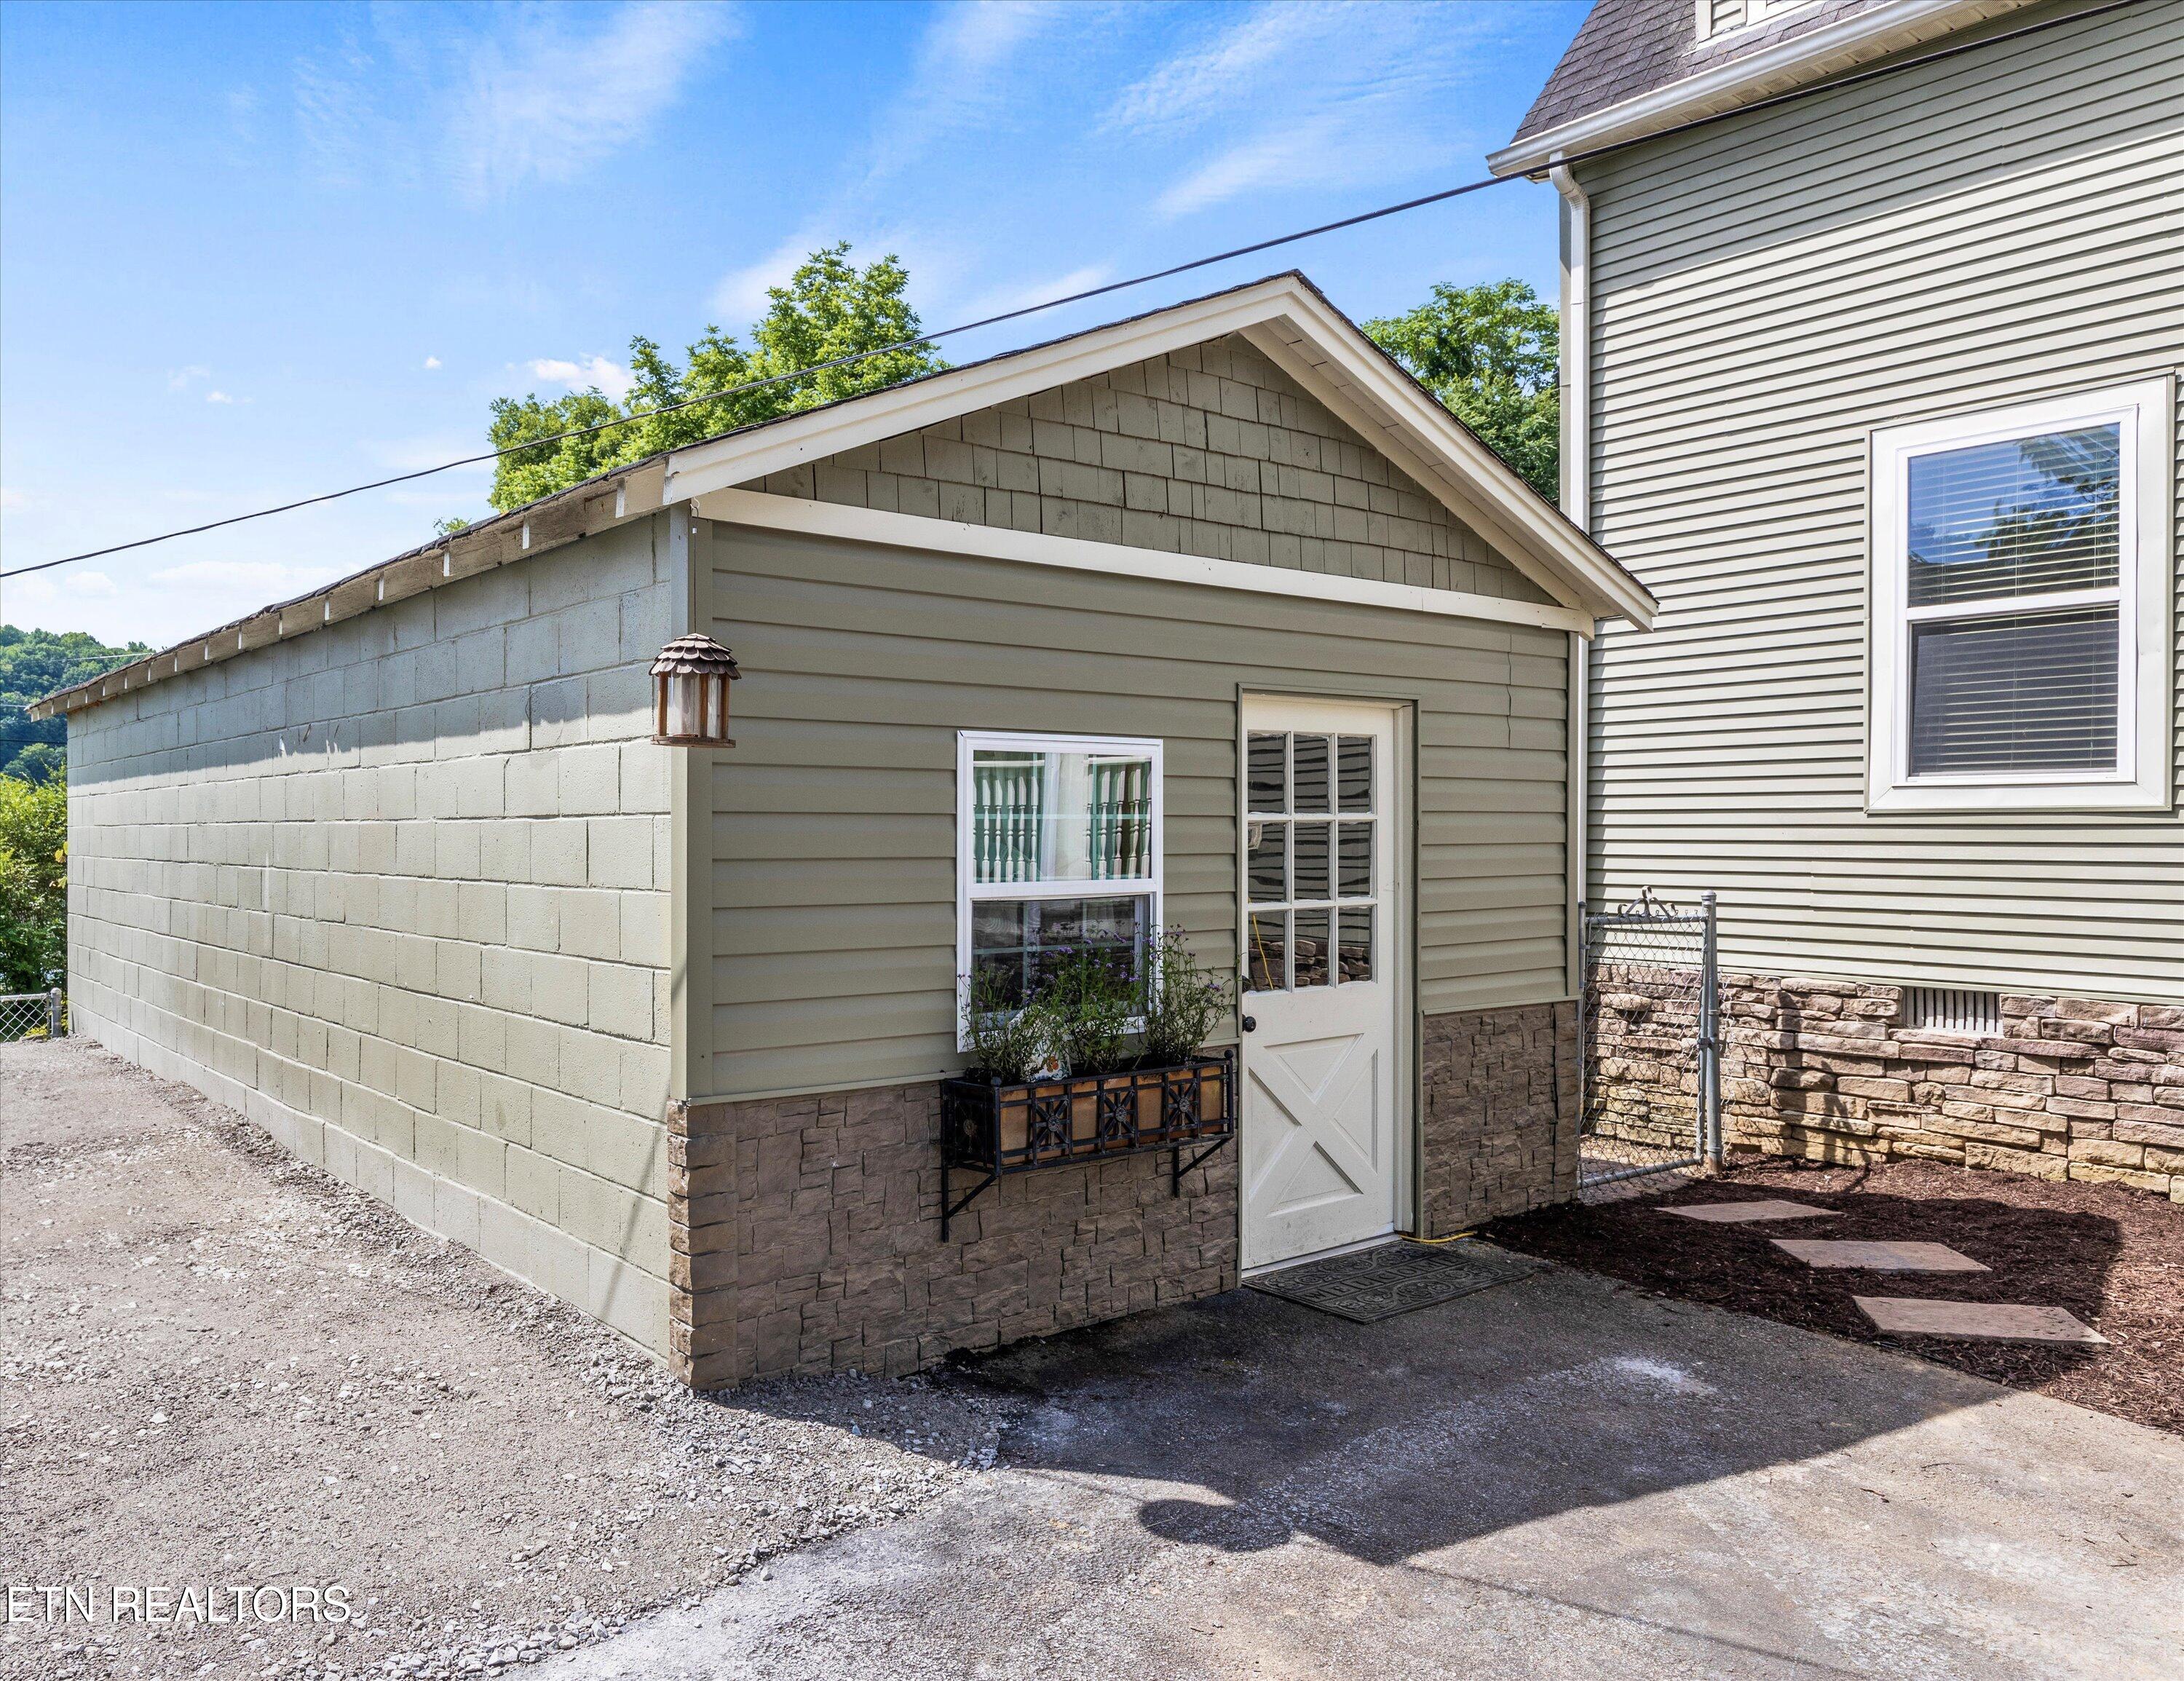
[448,4,740,199]
[955,264,1117,328]
[12,568,116,606]
[205,389,238,406]
[1115,1,1513,221]
[167,365,210,392]
[710,229,819,323]
[149,560,339,593]
[863,1,1057,186]
[1102,4,1324,135]
[0,486,27,512]
[423,356,442,370]
[523,355,635,402]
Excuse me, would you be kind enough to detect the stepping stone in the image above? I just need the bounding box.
[1657,1199,1839,1223]
[1772,1239,1989,1273]
[1855,1297,2108,1344]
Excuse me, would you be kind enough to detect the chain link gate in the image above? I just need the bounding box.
[1578,890,1720,1190]
[0,989,67,1043]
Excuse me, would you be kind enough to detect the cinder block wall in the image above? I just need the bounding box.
[66,517,681,1353]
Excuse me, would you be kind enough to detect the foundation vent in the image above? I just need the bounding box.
[1903,986,2001,1036]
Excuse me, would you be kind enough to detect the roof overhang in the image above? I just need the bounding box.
[30,272,1652,721]
[659,272,1655,626]
[1489,0,2039,178]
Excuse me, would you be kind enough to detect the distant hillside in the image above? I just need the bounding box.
[0,625,150,782]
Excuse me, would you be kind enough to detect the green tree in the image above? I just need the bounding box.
[1364,280,1561,503]
[486,244,946,513]
[0,771,67,992]
[0,625,150,782]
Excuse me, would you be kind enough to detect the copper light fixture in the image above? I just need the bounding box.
[651,633,741,746]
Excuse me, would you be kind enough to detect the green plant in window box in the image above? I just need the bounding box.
[1040,944,1139,1077]
[1138,927,1230,1068]
[960,966,1054,1085]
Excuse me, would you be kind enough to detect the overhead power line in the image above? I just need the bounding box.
[0,0,2140,585]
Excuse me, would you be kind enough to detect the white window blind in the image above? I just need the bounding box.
[1867,379,2174,813]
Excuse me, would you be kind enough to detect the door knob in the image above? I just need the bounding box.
[1241,1014,1257,1033]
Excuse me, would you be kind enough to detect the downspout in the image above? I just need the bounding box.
[1551,160,1593,1002]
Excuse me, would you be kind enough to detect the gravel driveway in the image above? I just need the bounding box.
[1,1042,1016,1681]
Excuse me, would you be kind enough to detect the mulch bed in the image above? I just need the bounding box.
[1483,1155,2184,1436]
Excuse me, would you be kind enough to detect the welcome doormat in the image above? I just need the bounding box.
[1246,1240,1548,1324]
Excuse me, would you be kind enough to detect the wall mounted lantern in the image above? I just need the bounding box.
[651,633,741,747]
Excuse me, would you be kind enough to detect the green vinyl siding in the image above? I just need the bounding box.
[1574,1,2183,1001]
[697,521,1570,1100]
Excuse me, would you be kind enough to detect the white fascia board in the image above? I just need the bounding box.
[692,488,1600,637]
[1235,304,1653,628]
[1489,0,2034,178]
[661,278,1313,503]
[665,273,1653,628]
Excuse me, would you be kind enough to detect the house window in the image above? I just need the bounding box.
[957,732,1162,1035]
[1867,379,2174,812]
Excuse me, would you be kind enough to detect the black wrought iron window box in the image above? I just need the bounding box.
[936,1051,1235,1239]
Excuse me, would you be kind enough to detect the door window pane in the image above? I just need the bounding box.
[1247,821,1287,903]
[1292,822,1331,901]
[1291,734,1331,812]
[1293,907,1331,988]
[1909,606,2119,775]
[1907,424,2121,606]
[972,748,1154,884]
[1247,911,1288,992]
[1337,736,1372,812]
[1337,823,1372,898]
[1339,907,1374,983]
[1248,732,1287,813]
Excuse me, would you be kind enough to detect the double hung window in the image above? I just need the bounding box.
[1868,380,2172,812]
[957,732,1162,1037]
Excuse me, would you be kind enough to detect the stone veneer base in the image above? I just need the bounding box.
[665,1000,1580,1388]
[1588,970,2184,1204]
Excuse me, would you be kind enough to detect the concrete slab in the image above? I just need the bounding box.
[1656,1198,1838,1223]
[1773,1239,1990,1272]
[1856,1297,2110,1344]
[546,1262,2180,1681]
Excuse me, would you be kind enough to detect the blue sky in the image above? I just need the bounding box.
[0,0,1585,648]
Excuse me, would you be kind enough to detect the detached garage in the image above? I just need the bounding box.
[34,272,1654,1386]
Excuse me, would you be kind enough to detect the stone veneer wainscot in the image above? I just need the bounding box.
[1588,972,2184,1203]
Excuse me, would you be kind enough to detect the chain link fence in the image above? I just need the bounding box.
[0,989,67,1043]
[1578,890,1720,1190]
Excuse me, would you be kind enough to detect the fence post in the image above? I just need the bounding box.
[46,988,64,1040]
[1699,892,1721,1170]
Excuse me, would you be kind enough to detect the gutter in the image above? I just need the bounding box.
[1551,161,1595,999]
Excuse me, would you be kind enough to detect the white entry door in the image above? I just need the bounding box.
[1238,697,1404,1271]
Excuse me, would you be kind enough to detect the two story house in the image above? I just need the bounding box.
[1492,0,2182,1197]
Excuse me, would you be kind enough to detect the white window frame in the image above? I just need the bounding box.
[1867,377,2175,814]
[1698,0,1818,41]
[955,729,1164,1049]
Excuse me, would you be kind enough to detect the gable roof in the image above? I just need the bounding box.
[1492,0,2041,177]
[31,272,1653,721]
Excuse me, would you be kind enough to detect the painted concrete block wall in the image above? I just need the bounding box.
[65,516,681,1354]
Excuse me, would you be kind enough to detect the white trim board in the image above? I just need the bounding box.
[693,488,1600,636]
[666,274,1653,628]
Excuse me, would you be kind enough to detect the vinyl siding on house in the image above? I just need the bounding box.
[1572,1,2183,1000]
[697,520,1572,1101]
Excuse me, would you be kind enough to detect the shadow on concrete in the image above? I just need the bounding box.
[918,1251,2025,1569]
